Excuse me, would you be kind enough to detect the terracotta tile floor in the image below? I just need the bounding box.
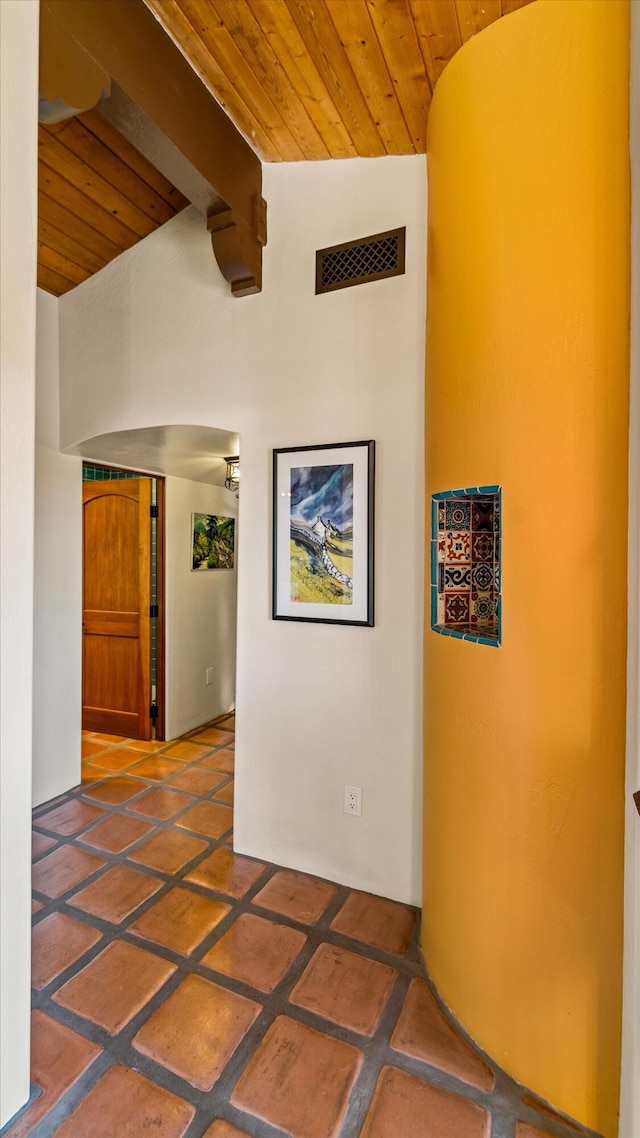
[8,713,603,1138]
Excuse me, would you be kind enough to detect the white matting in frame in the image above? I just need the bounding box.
[272,440,375,626]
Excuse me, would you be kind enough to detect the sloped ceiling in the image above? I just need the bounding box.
[38,0,535,295]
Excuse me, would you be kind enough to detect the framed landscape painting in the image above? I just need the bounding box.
[192,514,235,570]
[272,440,375,626]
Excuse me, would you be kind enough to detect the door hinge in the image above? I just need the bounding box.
[149,604,159,618]
[150,504,159,518]
[150,702,159,720]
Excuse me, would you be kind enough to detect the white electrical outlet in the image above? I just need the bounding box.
[205,667,213,685]
[344,785,362,816]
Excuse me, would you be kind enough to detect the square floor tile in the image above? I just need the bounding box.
[53,940,176,1034]
[176,801,233,839]
[360,1066,490,1138]
[32,846,107,899]
[132,974,261,1091]
[80,813,156,853]
[32,912,102,990]
[89,748,144,772]
[213,780,234,805]
[128,830,208,874]
[81,763,112,784]
[330,891,416,955]
[184,847,266,898]
[125,739,168,753]
[289,943,396,1036]
[54,1065,195,1138]
[128,757,185,781]
[82,739,110,759]
[390,978,495,1091]
[200,748,234,774]
[201,913,306,993]
[68,864,163,923]
[191,728,233,747]
[202,1123,250,1138]
[128,887,231,955]
[126,787,196,820]
[252,869,337,925]
[515,1126,557,1138]
[164,741,214,762]
[3,1011,101,1138]
[83,777,151,806]
[34,799,106,837]
[520,1096,582,1132]
[231,1015,362,1138]
[32,899,44,914]
[168,766,227,795]
[32,831,57,859]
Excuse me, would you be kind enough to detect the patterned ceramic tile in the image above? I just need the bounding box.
[432,488,501,645]
[445,500,470,530]
[445,592,470,625]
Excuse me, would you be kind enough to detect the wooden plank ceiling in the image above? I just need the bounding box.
[38,0,535,296]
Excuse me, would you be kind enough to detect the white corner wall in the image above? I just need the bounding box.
[621,4,640,1133]
[33,289,82,807]
[165,476,238,738]
[0,0,39,1124]
[59,156,426,904]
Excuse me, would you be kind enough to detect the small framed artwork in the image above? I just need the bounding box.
[191,513,235,570]
[272,440,375,626]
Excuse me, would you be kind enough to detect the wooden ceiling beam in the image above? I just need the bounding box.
[39,0,266,296]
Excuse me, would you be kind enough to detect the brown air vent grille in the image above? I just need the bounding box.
[316,227,406,294]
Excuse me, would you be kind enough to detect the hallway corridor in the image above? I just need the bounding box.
[7,717,600,1138]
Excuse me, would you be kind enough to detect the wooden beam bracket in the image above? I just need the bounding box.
[39,0,266,296]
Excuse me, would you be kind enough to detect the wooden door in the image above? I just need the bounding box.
[82,479,152,739]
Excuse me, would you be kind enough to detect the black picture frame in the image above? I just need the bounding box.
[272,440,375,626]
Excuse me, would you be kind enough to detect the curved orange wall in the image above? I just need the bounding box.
[423,2,629,1133]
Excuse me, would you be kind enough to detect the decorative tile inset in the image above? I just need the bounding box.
[445,500,470,530]
[432,487,501,645]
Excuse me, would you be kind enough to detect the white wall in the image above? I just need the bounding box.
[33,290,82,807]
[59,156,426,904]
[165,475,238,738]
[0,0,39,1124]
[621,5,640,1133]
